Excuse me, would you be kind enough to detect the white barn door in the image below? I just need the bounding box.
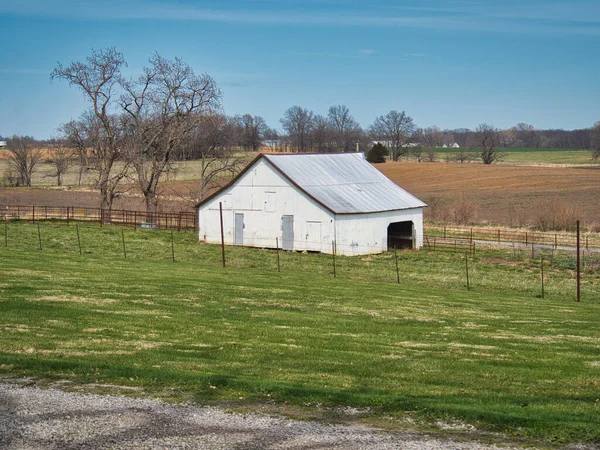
[234,213,244,246]
[281,215,294,251]
[305,221,322,252]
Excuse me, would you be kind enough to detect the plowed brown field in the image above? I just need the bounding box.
[376,161,600,226]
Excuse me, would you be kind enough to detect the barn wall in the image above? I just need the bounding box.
[198,159,335,251]
[334,208,424,256]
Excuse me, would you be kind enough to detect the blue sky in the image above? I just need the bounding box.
[0,0,599,139]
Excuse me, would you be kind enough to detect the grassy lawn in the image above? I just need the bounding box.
[1,221,599,445]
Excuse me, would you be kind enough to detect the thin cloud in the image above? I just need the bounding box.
[0,0,598,37]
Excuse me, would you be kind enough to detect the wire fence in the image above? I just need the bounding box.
[0,204,197,231]
[1,219,598,302]
[424,224,598,250]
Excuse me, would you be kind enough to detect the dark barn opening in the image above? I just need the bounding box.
[388,221,414,249]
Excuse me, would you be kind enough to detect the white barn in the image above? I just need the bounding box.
[195,153,426,256]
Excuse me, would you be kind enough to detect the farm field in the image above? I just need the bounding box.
[430,148,596,165]
[376,161,600,226]
[1,221,600,446]
[1,151,600,227]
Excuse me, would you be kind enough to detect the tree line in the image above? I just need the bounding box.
[2,48,599,216]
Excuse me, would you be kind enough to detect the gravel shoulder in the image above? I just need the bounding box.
[0,381,526,450]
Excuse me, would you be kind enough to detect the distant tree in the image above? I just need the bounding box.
[262,127,281,152]
[180,114,245,202]
[369,110,415,161]
[453,148,477,164]
[511,123,540,148]
[417,126,444,148]
[311,114,335,152]
[476,123,505,164]
[425,149,437,162]
[411,146,424,162]
[280,106,314,152]
[47,139,72,186]
[234,114,269,151]
[366,142,388,163]
[5,135,42,186]
[591,121,600,160]
[327,104,362,152]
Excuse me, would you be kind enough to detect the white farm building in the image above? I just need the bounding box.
[195,153,426,256]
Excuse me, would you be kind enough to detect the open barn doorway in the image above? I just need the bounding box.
[388,221,414,249]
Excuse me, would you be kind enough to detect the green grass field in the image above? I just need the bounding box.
[1,221,600,445]
[427,148,597,165]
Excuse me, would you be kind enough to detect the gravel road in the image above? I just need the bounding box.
[0,382,521,449]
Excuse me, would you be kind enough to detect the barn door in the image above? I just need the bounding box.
[281,215,294,251]
[234,213,244,246]
[305,221,322,252]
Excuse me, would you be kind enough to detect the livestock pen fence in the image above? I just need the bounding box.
[0,205,197,231]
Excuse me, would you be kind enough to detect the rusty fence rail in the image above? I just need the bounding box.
[423,237,476,255]
[0,205,197,232]
[425,224,597,250]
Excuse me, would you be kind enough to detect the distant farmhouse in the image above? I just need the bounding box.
[0,136,6,148]
[196,153,426,256]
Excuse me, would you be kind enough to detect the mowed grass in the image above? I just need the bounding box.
[1,222,600,445]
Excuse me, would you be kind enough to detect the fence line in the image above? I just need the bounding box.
[425,224,596,250]
[0,205,197,232]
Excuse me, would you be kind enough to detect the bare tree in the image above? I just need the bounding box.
[6,136,42,187]
[181,114,245,202]
[280,106,314,152]
[311,114,335,152]
[369,110,416,161]
[476,123,505,164]
[425,149,437,162]
[327,105,362,152]
[512,123,541,148]
[417,126,444,148]
[453,148,477,163]
[120,54,221,215]
[47,139,73,186]
[233,114,268,151]
[411,146,424,162]
[52,48,129,214]
[60,111,131,213]
[591,121,600,160]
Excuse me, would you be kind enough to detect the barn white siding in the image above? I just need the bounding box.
[334,208,424,256]
[198,158,335,252]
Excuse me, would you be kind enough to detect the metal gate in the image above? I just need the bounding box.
[281,215,294,250]
[234,213,244,246]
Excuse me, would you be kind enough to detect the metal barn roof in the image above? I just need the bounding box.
[263,153,426,214]
[196,153,426,214]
